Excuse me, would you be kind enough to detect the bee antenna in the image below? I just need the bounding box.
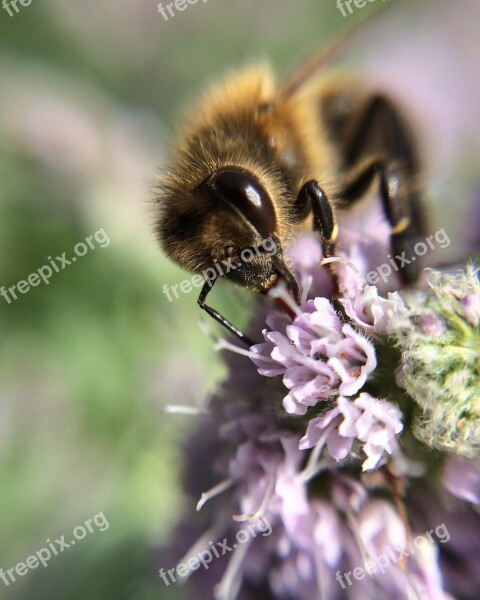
[198,279,254,346]
[278,4,394,99]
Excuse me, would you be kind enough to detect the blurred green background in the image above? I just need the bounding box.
[0,0,478,598]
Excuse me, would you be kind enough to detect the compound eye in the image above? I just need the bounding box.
[208,167,276,237]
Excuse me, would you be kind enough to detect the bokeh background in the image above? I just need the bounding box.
[0,0,479,598]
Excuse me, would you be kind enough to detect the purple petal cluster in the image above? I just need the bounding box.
[162,232,480,600]
[165,385,473,600]
[340,285,411,335]
[299,393,403,471]
[250,297,377,415]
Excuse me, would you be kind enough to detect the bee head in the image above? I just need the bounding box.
[156,166,299,302]
[203,167,300,298]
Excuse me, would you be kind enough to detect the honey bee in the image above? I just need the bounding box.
[154,29,423,345]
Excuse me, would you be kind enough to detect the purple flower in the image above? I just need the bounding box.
[286,232,335,301]
[340,285,411,335]
[334,198,399,296]
[442,456,480,505]
[163,239,480,600]
[299,393,403,471]
[249,296,377,415]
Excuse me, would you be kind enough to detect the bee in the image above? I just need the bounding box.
[154,27,423,345]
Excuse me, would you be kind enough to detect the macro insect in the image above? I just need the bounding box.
[154,28,423,346]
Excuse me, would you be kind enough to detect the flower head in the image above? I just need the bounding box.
[163,234,480,600]
[250,296,377,415]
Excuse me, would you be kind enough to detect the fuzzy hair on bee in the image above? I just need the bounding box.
[154,29,424,344]
[155,65,339,273]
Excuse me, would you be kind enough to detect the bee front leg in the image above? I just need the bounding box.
[295,180,338,259]
[198,279,254,346]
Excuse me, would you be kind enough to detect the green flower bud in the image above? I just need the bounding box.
[398,266,480,457]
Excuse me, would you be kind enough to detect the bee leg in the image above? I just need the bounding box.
[271,253,302,304]
[296,180,338,258]
[338,95,425,283]
[198,279,254,346]
[340,159,421,282]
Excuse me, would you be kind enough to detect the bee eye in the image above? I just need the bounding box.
[206,167,277,237]
[225,245,239,257]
